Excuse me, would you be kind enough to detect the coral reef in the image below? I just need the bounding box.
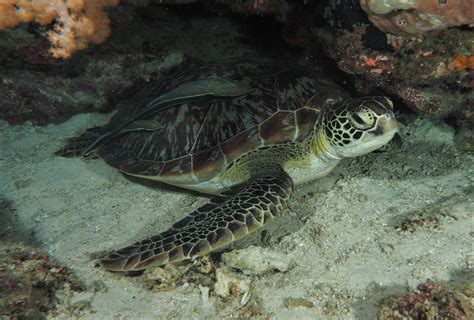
[310,24,473,117]
[378,279,474,320]
[204,0,473,137]
[302,1,473,149]
[0,0,296,60]
[0,0,119,58]
[0,0,472,149]
[0,47,184,125]
[248,0,474,152]
[0,243,78,318]
[360,0,474,37]
[0,3,265,125]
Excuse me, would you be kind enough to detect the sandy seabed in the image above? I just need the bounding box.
[1,112,472,319]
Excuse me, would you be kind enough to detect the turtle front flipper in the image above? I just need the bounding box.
[100,167,294,272]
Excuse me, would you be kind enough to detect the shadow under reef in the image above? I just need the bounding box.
[0,196,35,245]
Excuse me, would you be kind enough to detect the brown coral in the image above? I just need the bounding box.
[360,0,474,37]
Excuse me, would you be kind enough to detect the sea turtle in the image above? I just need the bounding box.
[56,58,398,272]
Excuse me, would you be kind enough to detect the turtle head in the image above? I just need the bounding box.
[318,96,398,158]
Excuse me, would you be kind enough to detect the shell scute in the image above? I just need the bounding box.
[99,144,165,177]
[89,59,347,183]
[259,111,297,144]
[274,67,350,111]
[295,108,320,140]
[159,156,194,184]
[219,127,262,164]
[191,146,226,182]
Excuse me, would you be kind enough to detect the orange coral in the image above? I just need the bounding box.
[452,55,474,72]
[361,55,376,66]
[0,0,119,58]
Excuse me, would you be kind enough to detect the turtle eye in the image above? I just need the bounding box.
[349,111,375,129]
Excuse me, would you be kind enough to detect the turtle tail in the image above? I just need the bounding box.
[55,126,108,158]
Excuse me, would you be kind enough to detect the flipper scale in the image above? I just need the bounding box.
[100,167,293,271]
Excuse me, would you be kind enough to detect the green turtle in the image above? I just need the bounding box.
[56,58,398,272]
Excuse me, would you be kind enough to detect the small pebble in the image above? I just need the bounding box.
[221,245,293,275]
[214,267,250,298]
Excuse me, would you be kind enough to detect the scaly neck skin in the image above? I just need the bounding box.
[311,128,341,160]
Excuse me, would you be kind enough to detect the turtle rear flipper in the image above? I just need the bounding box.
[100,166,294,272]
[55,126,107,158]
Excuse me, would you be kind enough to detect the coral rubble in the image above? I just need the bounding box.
[0,243,77,318]
[378,279,474,320]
